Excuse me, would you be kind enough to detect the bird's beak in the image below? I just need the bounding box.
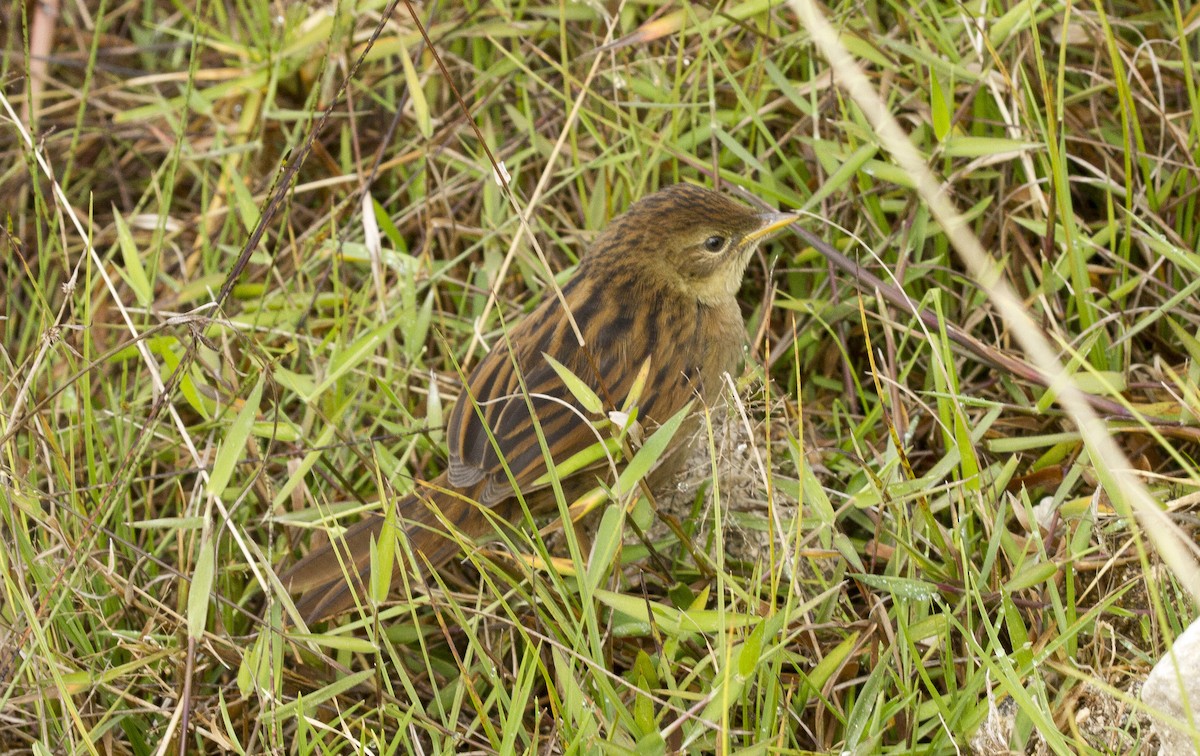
[744,211,797,245]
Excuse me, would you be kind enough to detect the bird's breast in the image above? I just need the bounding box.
[562,279,743,422]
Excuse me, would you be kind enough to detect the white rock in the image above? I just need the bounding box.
[1143,617,1200,754]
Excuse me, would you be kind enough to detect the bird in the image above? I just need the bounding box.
[281,182,795,621]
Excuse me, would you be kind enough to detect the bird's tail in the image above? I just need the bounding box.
[280,479,504,622]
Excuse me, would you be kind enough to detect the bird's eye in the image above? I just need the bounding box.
[703,235,726,252]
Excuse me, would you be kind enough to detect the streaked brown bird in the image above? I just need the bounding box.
[282,183,794,621]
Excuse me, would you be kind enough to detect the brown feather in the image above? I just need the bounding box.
[279,183,795,622]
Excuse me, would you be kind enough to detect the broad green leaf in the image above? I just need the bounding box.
[614,402,692,495]
[372,503,396,604]
[738,620,766,677]
[208,375,264,497]
[231,174,261,233]
[1168,319,1200,365]
[989,0,1038,48]
[698,613,786,728]
[801,632,859,699]
[596,589,758,637]
[1004,560,1059,593]
[803,143,878,212]
[112,209,153,306]
[542,353,603,414]
[633,697,659,742]
[942,136,1040,158]
[842,33,894,70]
[930,67,951,141]
[273,367,315,401]
[861,159,917,189]
[309,313,403,400]
[236,635,257,696]
[843,640,890,750]
[852,574,940,601]
[499,644,541,754]
[585,504,624,594]
[530,437,621,487]
[237,615,283,697]
[398,40,431,137]
[1071,370,1127,396]
[114,70,270,122]
[622,357,653,413]
[187,538,215,639]
[267,670,374,722]
[371,196,408,252]
[133,517,205,529]
[285,633,378,654]
[250,420,301,443]
[333,240,420,275]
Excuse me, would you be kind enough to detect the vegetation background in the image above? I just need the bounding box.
[2,0,1199,752]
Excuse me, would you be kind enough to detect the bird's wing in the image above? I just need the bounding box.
[445,280,649,505]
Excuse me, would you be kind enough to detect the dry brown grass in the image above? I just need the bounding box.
[2,0,1198,752]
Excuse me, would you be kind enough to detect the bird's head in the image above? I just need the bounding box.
[589,183,795,305]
